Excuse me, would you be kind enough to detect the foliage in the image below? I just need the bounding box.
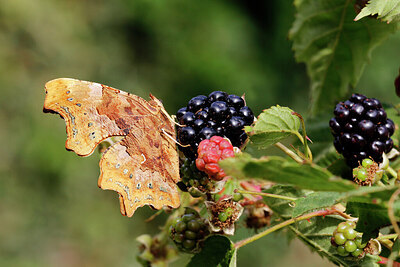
[290,0,399,114]
[3,0,400,266]
[355,0,400,23]
[143,1,400,266]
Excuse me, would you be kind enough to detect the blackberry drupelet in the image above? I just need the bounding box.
[329,93,395,168]
[176,91,254,159]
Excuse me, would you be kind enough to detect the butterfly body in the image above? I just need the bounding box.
[43,78,180,217]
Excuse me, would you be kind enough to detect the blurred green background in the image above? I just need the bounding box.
[1,0,399,266]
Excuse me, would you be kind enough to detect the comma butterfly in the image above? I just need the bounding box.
[43,78,180,217]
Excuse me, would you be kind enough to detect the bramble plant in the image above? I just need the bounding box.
[136,1,400,266]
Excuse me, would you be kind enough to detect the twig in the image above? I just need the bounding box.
[292,112,312,162]
[388,188,400,237]
[235,208,345,249]
[274,142,303,164]
[234,189,298,202]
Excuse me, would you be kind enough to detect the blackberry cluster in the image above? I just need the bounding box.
[179,158,212,193]
[331,221,367,258]
[329,93,395,168]
[169,208,209,253]
[176,91,254,159]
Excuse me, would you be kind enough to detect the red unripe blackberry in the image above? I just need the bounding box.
[329,93,395,168]
[196,136,235,181]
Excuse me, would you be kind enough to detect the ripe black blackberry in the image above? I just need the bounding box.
[169,208,210,253]
[329,93,395,168]
[176,91,254,159]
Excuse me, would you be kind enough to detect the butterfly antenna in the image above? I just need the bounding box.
[161,128,190,147]
[160,107,185,127]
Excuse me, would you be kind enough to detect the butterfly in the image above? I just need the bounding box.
[43,78,180,217]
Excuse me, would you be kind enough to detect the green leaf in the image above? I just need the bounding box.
[290,0,399,114]
[293,192,343,217]
[187,235,234,267]
[220,154,356,192]
[345,202,389,241]
[263,185,306,219]
[292,186,399,217]
[246,105,301,148]
[355,0,400,23]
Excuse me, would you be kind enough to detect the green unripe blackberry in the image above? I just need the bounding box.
[353,158,383,185]
[331,220,368,258]
[169,208,210,253]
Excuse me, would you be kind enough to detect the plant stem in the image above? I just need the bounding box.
[388,188,400,237]
[274,142,303,164]
[292,112,313,162]
[235,209,336,249]
[387,166,398,179]
[235,189,298,202]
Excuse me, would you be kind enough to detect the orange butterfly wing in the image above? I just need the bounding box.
[43,78,180,217]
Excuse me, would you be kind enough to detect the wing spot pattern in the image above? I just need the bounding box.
[89,132,96,140]
[123,169,128,175]
[115,181,131,201]
[129,174,133,179]
[88,122,93,127]
[137,183,141,189]
[115,163,121,169]
[76,103,81,107]
[67,97,73,101]
[148,182,153,189]
[60,106,78,138]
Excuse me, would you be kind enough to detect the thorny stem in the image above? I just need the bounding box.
[235,189,298,202]
[274,142,303,164]
[235,208,348,249]
[388,188,400,237]
[292,112,312,162]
